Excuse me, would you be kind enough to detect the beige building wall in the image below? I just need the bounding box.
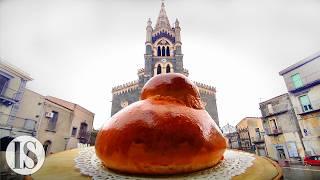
[264,136,275,159]
[1,61,95,155]
[263,128,305,160]
[37,99,73,154]
[290,86,320,133]
[279,53,320,156]
[67,105,94,149]
[236,117,264,139]
[15,89,44,121]
[15,89,74,154]
[236,117,266,155]
[262,114,305,160]
[289,85,320,155]
[44,96,94,150]
[13,89,44,136]
[299,113,320,156]
[15,89,95,155]
[260,93,305,161]
[283,132,306,158]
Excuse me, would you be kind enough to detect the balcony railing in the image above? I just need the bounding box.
[265,127,283,136]
[0,95,17,106]
[261,104,291,118]
[252,136,265,143]
[0,114,37,135]
[2,87,23,100]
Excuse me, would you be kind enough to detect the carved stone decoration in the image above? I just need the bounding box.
[202,101,207,107]
[120,100,128,108]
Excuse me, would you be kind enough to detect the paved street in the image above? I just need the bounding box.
[282,165,320,180]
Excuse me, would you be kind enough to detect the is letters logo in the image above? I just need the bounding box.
[5,136,45,175]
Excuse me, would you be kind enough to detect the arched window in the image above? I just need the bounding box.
[157,46,161,56]
[166,64,171,73]
[157,64,162,74]
[166,47,170,56]
[162,46,166,56]
[43,140,52,156]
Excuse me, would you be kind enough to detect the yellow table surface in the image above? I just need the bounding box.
[31,147,282,180]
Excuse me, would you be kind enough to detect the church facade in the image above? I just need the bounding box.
[111,2,220,126]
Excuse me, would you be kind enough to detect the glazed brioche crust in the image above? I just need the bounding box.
[95,73,227,175]
[95,100,227,175]
[141,73,203,110]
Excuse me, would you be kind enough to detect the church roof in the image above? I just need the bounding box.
[155,1,171,30]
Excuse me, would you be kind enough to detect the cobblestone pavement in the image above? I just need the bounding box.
[282,165,320,180]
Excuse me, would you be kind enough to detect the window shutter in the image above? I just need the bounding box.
[291,73,303,88]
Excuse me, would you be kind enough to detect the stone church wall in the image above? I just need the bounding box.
[111,88,141,116]
[200,92,219,126]
[111,86,219,127]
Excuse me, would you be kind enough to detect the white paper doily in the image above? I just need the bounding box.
[74,147,255,180]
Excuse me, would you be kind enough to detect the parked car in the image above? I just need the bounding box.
[304,155,320,166]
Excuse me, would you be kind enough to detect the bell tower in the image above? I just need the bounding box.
[111,0,219,126]
[143,1,186,84]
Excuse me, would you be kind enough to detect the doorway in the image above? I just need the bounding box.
[277,148,286,159]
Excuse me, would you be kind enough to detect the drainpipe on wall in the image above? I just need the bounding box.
[66,110,74,150]
[35,97,46,139]
[247,128,253,152]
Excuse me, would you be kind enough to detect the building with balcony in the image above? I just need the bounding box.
[237,127,253,152]
[265,126,283,136]
[225,131,240,149]
[0,60,33,139]
[279,52,320,156]
[221,123,238,149]
[259,93,305,161]
[0,60,95,157]
[14,89,95,155]
[236,117,266,156]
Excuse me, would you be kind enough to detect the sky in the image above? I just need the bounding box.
[1,0,320,129]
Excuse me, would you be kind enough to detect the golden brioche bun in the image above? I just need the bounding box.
[95,73,227,175]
